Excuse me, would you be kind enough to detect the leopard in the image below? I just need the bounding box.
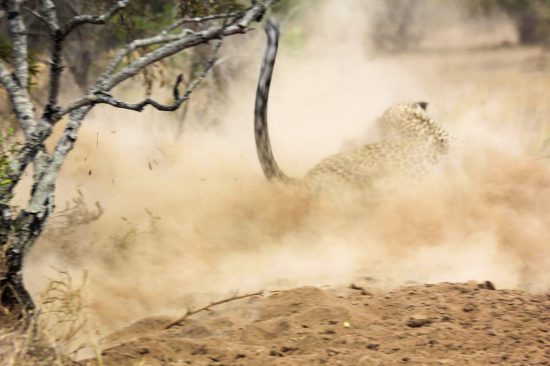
[254,20,451,193]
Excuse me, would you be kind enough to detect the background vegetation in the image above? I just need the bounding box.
[371,0,550,52]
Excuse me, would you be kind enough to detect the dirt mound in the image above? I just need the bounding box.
[81,282,549,365]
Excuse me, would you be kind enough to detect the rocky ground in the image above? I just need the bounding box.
[79,281,550,366]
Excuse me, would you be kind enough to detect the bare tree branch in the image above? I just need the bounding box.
[61,0,129,37]
[101,0,270,90]
[24,6,54,29]
[88,40,221,113]
[164,9,247,34]
[94,8,246,82]
[60,0,273,118]
[98,31,195,83]
[63,39,222,116]
[86,76,187,112]
[104,26,225,90]
[165,291,264,329]
[98,5,245,77]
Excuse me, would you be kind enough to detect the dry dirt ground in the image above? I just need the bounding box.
[79,281,549,366]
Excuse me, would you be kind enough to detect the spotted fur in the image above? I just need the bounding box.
[254,20,451,192]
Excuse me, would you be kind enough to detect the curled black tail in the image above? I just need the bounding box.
[254,20,293,183]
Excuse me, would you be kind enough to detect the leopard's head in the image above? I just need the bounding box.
[379,102,450,154]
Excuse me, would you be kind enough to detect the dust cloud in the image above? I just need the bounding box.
[23,0,550,333]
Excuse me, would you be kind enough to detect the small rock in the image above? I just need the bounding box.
[281,346,297,353]
[478,281,496,290]
[269,350,283,357]
[191,344,208,356]
[463,303,477,312]
[406,315,432,328]
[349,283,372,296]
[366,343,380,350]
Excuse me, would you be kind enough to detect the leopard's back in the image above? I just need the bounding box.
[254,21,451,194]
[302,104,451,191]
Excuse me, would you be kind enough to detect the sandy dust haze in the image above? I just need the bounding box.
[21,0,550,336]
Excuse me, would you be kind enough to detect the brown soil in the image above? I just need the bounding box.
[80,281,550,366]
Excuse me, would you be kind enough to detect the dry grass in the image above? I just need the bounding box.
[0,270,88,366]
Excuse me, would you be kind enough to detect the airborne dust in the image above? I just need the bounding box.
[23,0,550,334]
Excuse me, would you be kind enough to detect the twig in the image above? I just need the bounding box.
[84,74,185,112]
[164,9,246,34]
[165,291,263,329]
[24,7,53,29]
[61,0,129,37]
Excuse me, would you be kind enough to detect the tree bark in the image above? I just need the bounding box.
[1,210,47,312]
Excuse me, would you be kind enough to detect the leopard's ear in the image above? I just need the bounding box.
[417,101,428,110]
